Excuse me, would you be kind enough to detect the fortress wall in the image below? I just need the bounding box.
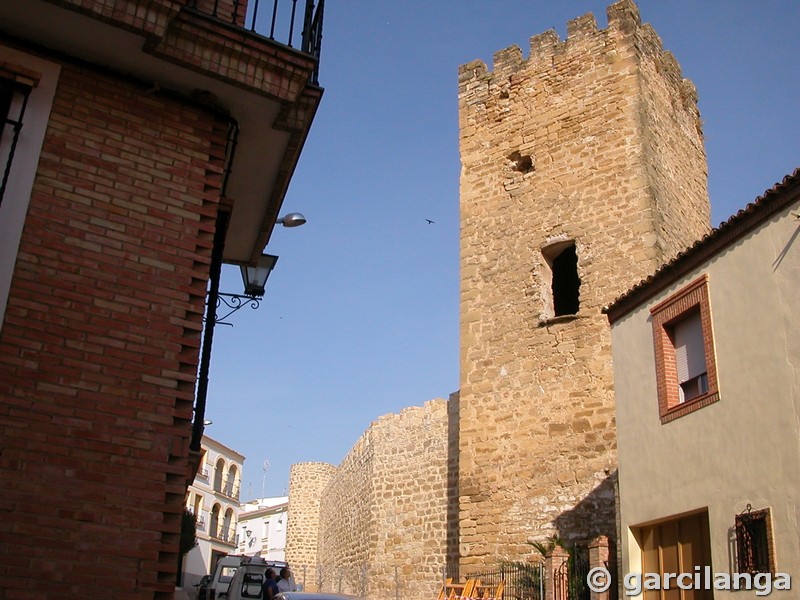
[294,400,450,600]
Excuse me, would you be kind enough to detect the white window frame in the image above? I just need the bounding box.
[0,46,60,332]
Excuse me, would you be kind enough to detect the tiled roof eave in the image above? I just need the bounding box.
[605,168,800,323]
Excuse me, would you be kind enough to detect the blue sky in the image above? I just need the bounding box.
[205,0,800,500]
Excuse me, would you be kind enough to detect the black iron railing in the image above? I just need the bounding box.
[465,563,546,600]
[191,0,324,83]
[212,476,241,500]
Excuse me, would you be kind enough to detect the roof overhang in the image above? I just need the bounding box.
[0,0,322,265]
[605,169,800,323]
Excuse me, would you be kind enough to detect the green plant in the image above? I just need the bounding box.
[177,508,198,586]
[180,508,198,556]
[527,535,563,558]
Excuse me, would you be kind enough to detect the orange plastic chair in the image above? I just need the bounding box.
[437,578,453,600]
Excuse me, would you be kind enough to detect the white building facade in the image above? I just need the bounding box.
[183,436,246,589]
[238,497,289,560]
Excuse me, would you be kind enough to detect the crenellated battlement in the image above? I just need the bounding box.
[606,0,641,32]
[457,0,710,569]
[459,0,694,114]
[566,12,598,41]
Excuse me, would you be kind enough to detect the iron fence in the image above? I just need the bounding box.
[466,563,545,600]
[190,0,325,83]
[552,546,591,600]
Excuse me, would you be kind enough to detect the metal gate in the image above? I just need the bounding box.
[553,547,590,600]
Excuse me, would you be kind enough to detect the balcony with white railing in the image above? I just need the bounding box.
[212,476,241,501]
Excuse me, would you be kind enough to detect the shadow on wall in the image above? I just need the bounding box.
[552,470,618,545]
[446,391,460,578]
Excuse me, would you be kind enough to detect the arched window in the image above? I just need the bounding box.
[210,503,221,538]
[225,464,239,498]
[213,457,225,492]
[222,507,236,542]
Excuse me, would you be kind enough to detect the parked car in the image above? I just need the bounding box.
[209,556,289,600]
[209,556,246,600]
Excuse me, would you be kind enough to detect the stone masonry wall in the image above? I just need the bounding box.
[316,432,373,594]
[286,461,337,590]
[368,400,450,600]
[457,0,711,570]
[293,399,450,600]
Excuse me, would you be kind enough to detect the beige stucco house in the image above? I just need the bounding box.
[606,169,799,597]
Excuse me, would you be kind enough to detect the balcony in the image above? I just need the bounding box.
[213,477,241,501]
[0,0,326,265]
[210,527,238,545]
[190,0,325,84]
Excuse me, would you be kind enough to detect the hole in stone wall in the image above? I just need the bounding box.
[542,241,580,317]
[508,151,534,173]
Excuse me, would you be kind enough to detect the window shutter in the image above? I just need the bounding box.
[674,311,706,383]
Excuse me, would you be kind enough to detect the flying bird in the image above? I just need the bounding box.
[425,219,435,224]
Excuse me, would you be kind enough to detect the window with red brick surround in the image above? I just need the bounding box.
[650,275,719,423]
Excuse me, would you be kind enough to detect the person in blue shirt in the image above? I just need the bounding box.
[262,568,280,600]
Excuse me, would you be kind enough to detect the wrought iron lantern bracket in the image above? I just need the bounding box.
[212,292,262,326]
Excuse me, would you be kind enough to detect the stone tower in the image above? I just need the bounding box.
[457,0,711,569]
[286,461,337,589]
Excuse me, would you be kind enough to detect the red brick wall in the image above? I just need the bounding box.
[193,0,249,27]
[0,61,228,599]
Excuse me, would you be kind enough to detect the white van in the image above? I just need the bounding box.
[210,556,289,600]
[220,558,307,600]
[208,555,246,600]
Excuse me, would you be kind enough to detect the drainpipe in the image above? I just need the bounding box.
[191,207,230,452]
[190,118,239,452]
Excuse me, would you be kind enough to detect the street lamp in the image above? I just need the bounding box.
[277,212,307,227]
[239,253,279,298]
[191,211,305,452]
[213,211,304,321]
[211,253,278,325]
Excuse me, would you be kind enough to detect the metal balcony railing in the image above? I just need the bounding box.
[212,476,241,500]
[211,527,238,545]
[190,0,325,84]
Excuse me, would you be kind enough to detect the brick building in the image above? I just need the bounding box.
[0,1,323,598]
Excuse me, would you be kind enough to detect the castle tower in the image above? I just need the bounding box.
[286,461,337,589]
[457,0,710,568]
